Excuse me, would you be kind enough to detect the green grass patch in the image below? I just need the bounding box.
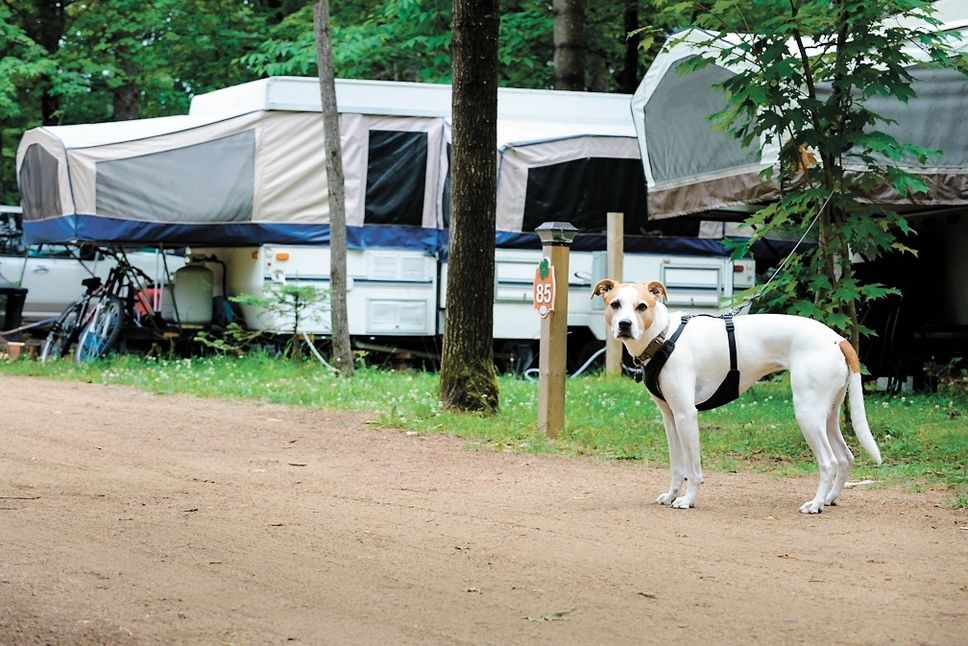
[2,354,966,503]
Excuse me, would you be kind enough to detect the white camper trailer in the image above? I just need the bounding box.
[17,77,752,362]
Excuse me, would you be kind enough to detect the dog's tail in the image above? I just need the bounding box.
[839,340,882,465]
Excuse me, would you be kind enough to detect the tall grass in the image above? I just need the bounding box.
[2,354,965,501]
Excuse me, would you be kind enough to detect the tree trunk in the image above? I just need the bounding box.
[620,0,638,94]
[27,0,67,124]
[113,83,140,121]
[113,59,141,121]
[440,0,499,413]
[553,0,585,91]
[314,0,354,376]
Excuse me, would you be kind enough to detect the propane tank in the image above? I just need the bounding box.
[173,262,214,324]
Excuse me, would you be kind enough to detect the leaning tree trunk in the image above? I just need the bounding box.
[314,0,354,376]
[553,0,585,91]
[439,0,499,412]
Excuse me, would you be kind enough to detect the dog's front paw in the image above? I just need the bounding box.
[656,492,677,505]
[671,496,695,509]
[799,500,824,514]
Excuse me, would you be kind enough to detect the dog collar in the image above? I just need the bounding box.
[635,333,667,363]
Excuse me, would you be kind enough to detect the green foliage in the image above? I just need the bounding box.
[243,1,454,83]
[195,322,264,357]
[659,0,968,341]
[55,0,267,120]
[242,1,663,90]
[0,0,277,203]
[2,357,965,502]
[231,284,330,359]
[2,1,669,204]
[0,4,51,121]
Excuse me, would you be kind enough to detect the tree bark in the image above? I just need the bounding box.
[25,0,67,124]
[113,59,141,121]
[314,0,354,376]
[620,0,639,94]
[440,0,499,412]
[553,0,585,91]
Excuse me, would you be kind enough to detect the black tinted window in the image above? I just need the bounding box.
[364,130,428,227]
[522,157,648,234]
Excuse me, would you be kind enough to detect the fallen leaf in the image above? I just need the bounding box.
[288,462,307,467]
[524,609,573,622]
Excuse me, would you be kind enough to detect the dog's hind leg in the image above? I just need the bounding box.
[792,379,839,514]
[824,384,854,506]
[793,397,837,514]
[655,401,685,505]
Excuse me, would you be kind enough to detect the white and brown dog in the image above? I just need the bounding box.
[592,278,882,514]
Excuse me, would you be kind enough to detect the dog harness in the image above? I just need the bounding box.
[633,314,741,411]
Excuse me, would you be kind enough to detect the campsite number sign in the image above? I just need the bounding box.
[533,257,556,318]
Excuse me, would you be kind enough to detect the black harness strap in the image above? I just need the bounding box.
[639,315,691,398]
[639,314,741,411]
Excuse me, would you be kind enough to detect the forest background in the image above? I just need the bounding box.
[0,0,670,206]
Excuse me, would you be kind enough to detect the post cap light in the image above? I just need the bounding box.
[535,221,579,246]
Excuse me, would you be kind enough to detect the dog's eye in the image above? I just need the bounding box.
[636,303,648,312]
[609,301,622,310]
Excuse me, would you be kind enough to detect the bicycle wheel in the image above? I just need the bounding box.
[40,301,84,363]
[75,296,125,363]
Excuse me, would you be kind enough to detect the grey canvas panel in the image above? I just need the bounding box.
[818,66,968,169]
[19,144,63,220]
[645,57,759,183]
[95,130,255,222]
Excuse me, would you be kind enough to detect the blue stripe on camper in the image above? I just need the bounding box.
[23,215,77,243]
[23,215,444,253]
[23,214,737,258]
[490,231,729,256]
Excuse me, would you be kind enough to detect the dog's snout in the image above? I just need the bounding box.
[617,319,632,337]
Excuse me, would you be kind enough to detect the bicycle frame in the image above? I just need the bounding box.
[42,246,172,363]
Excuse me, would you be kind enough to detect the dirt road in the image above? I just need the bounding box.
[1,375,965,645]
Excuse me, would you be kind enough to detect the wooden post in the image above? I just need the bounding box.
[605,212,624,377]
[535,222,578,438]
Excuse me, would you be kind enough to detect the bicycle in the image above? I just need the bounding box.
[40,247,171,363]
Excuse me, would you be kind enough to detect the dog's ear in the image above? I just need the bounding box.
[645,280,668,304]
[591,279,617,300]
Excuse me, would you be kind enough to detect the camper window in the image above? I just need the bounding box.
[364,130,428,227]
[522,157,647,234]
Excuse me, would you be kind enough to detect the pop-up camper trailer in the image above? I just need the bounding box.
[17,77,753,361]
[630,1,968,382]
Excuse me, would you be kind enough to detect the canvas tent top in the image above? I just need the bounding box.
[17,76,648,249]
[190,76,637,146]
[633,0,968,219]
